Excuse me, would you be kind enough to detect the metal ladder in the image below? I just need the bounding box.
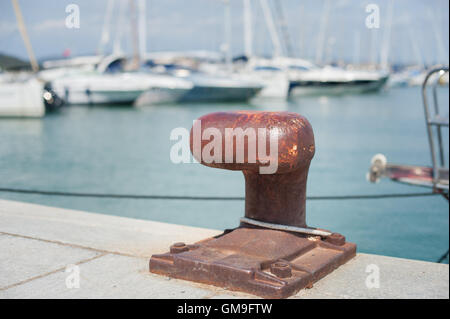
[422,66,449,196]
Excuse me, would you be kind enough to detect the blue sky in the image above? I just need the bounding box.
[0,0,448,65]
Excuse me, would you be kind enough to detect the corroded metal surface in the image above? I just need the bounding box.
[150,111,356,299]
[150,227,356,298]
[190,111,315,227]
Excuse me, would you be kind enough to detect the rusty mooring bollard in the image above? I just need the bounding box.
[190,111,314,228]
[150,111,356,299]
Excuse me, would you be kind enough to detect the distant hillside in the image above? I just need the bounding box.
[0,53,33,71]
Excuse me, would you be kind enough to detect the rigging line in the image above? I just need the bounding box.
[0,187,441,201]
[272,0,294,57]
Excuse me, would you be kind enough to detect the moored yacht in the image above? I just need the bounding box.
[237,56,389,98]
[50,55,193,105]
[144,61,263,103]
[288,63,389,96]
[178,73,262,103]
[237,57,292,99]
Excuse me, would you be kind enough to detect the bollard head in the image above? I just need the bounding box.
[189,111,315,174]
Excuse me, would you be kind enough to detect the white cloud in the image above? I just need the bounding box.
[33,19,65,32]
[0,21,17,36]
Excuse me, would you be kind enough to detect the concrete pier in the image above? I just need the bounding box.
[0,199,448,299]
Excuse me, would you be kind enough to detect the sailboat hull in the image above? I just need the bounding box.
[289,76,389,96]
[0,78,45,117]
[135,87,191,106]
[51,72,193,106]
[179,86,261,103]
[60,89,144,105]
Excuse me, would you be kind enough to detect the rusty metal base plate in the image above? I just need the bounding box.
[150,227,356,298]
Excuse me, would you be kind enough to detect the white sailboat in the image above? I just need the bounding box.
[0,0,64,118]
[288,65,389,96]
[38,56,102,82]
[47,0,194,106]
[139,0,263,103]
[49,55,193,105]
[239,57,290,99]
[183,0,264,103]
[177,72,262,103]
[243,56,388,97]
[239,0,388,98]
[142,60,262,103]
[0,75,47,117]
[235,0,291,99]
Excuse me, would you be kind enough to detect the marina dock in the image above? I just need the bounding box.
[0,199,447,299]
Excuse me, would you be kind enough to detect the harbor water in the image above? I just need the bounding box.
[0,86,448,263]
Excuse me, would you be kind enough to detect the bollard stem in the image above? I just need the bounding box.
[243,165,310,228]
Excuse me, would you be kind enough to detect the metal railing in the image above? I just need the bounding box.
[421,66,449,192]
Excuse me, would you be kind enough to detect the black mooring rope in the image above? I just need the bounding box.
[0,187,441,201]
[1,186,447,263]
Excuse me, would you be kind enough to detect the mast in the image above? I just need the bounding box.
[223,0,232,72]
[138,0,147,59]
[129,0,140,69]
[380,0,394,70]
[369,28,378,67]
[353,31,361,65]
[259,0,282,57]
[11,0,39,72]
[406,14,424,68]
[98,0,115,56]
[298,4,304,58]
[427,7,447,65]
[315,0,331,65]
[272,0,293,57]
[243,0,253,57]
[113,0,126,55]
[325,36,336,65]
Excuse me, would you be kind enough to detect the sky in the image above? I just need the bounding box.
[0,0,448,65]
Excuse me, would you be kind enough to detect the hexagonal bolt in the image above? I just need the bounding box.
[325,233,346,246]
[270,261,292,278]
[170,242,189,254]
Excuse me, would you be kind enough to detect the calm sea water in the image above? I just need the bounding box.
[0,87,448,263]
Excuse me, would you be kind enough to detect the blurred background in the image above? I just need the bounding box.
[0,0,448,264]
[0,0,448,65]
